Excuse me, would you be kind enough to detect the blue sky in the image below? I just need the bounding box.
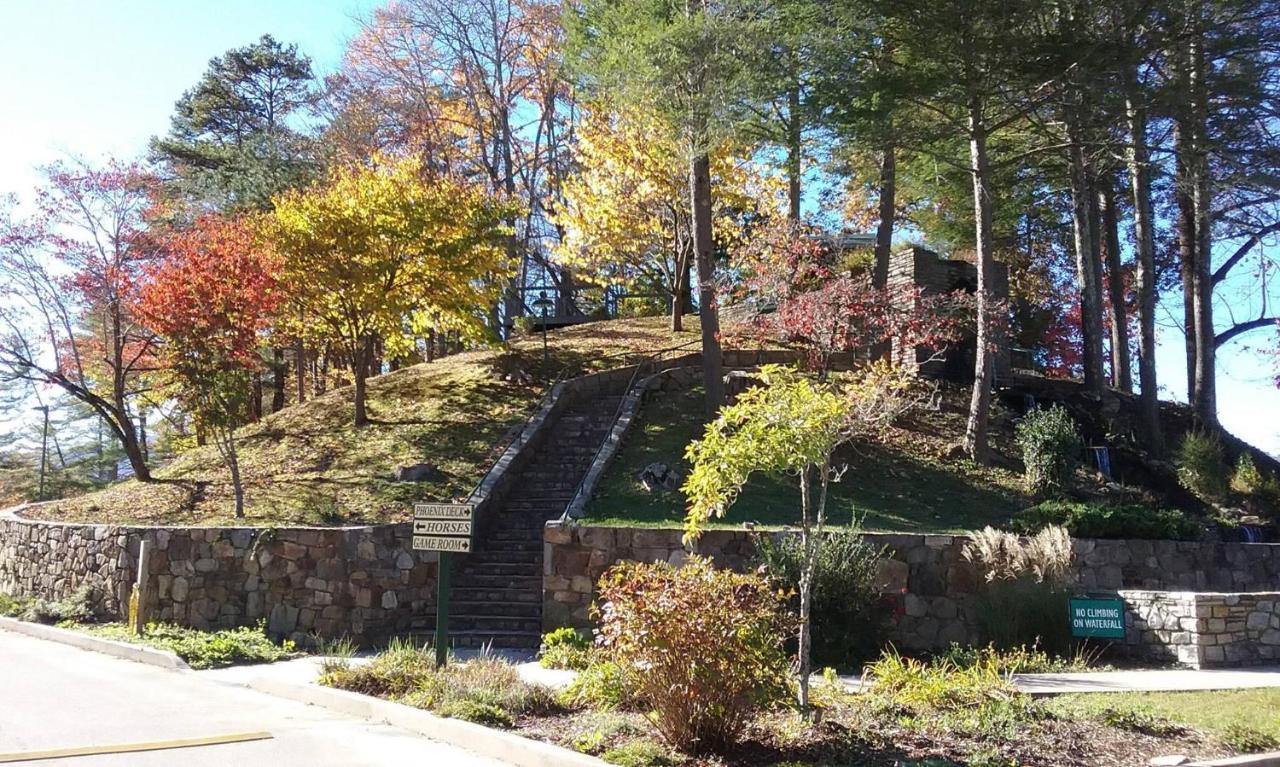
[1,1,1276,456]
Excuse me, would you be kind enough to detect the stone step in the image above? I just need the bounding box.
[450,600,542,617]
[439,630,542,649]
[450,573,542,589]
[459,564,540,578]
[450,588,541,603]
[438,615,542,633]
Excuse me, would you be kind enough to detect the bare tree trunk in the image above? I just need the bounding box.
[1187,22,1216,425]
[1099,182,1132,392]
[225,430,244,519]
[353,336,373,427]
[691,153,724,414]
[1125,82,1163,453]
[1067,125,1106,393]
[874,145,896,289]
[295,338,306,405]
[964,102,995,464]
[796,466,813,713]
[670,243,687,332]
[787,84,802,223]
[271,347,287,412]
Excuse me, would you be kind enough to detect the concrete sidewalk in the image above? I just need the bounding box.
[836,666,1280,695]
[215,653,1280,698]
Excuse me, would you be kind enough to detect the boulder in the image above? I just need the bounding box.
[637,462,680,492]
[395,463,445,483]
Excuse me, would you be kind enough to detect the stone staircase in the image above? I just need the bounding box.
[428,393,624,649]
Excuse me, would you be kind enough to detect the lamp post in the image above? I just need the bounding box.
[531,291,555,377]
[33,405,49,501]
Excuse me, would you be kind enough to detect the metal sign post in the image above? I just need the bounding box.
[413,503,475,667]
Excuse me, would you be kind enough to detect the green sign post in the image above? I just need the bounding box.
[413,503,475,667]
[1069,596,1126,639]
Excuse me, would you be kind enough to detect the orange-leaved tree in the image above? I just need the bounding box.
[137,214,282,517]
[266,155,517,426]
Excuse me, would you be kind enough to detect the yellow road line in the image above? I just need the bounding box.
[0,731,273,763]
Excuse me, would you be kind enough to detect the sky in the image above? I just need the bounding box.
[0,1,1276,457]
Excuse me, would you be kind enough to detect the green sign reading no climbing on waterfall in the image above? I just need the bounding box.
[1069,597,1125,639]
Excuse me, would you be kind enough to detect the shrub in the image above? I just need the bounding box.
[1177,430,1228,500]
[539,627,592,671]
[79,621,296,669]
[320,636,434,696]
[1232,453,1265,495]
[0,592,23,617]
[20,585,95,625]
[1222,723,1280,753]
[1011,500,1200,541]
[558,658,633,711]
[1015,405,1082,495]
[963,527,1073,652]
[600,739,676,767]
[756,525,886,669]
[595,556,792,755]
[940,642,1105,674]
[436,700,514,728]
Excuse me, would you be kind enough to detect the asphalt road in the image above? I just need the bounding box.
[0,629,511,766]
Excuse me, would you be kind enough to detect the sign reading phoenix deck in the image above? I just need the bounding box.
[412,503,475,553]
[1069,597,1126,639]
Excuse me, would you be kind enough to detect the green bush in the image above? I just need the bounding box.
[756,525,886,670]
[1222,723,1280,753]
[0,592,23,617]
[1232,453,1265,494]
[80,621,296,669]
[320,636,434,696]
[1177,430,1228,500]
[1011,500,1200,541]
[539,627,592,671]
[558,658,633,711]
[20,585,95,625]
[436,700,514,728]
[595,556,791,755]
[939,642,1104,674]
[1015,405,1082,495]
[1100,706,1186,737]
[601,739,676,767]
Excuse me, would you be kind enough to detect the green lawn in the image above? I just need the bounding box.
[1045,688,1280,747]
[586,385,1030,533]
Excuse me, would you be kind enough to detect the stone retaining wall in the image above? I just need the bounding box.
[543,524,1280,655]
[1121,590,1280,668]
[0,512,435,644]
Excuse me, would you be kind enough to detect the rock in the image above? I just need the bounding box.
[1149,756,1190,766]
[395,463,445,483]
[637,462,680,492]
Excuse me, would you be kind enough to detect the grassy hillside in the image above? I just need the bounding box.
[587,384,1032,533]
[27,317,701,527]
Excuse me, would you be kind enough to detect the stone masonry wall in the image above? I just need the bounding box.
[544,524,1280,655]
[1121,590,1280,668]
[0,511,437,645]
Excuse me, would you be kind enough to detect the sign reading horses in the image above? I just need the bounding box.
[412,503,474,553]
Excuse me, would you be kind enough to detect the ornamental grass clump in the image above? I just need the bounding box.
[594,556,792,755]
[963,526,1074,652]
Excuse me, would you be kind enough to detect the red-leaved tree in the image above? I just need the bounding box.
[0,160,161,482]
[137,214,281,517]
[729,220,976,374]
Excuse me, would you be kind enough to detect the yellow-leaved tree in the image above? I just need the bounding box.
[267,155,518,425]
[553,104,781,331]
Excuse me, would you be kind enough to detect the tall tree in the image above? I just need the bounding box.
[0,161,160,481]
[151,34,318,215]
[138,215,282,517]
[568,0,765,414]
[267,156,516,426]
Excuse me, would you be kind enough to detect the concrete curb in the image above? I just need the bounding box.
[247,675,607,767]
[0,616,189,670]
[1191,754,1280,767]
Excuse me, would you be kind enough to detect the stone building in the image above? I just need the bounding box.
[885,244,1011,382]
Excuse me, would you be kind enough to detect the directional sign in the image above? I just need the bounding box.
[412,503,474,555]
[414,503,474,520]
[413,519,472,535]
[413,535,472,552]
